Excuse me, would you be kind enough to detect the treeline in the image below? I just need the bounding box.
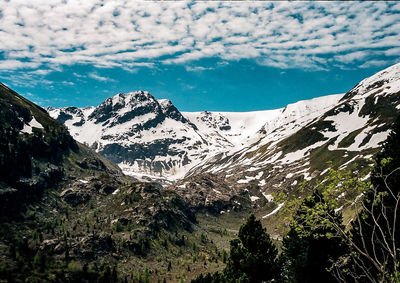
[193,116,400,282]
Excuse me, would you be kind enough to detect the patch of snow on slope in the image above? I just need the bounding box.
[286,173,294,179]
[250,196,260,202]
[213,189,221,194]
[21,116,44,134]
[303,172,312,181]
[262,203,284,218]
[325,101,370,151]
[237,172,264,184]
[259,151,283,165]
[340,155,360,169]
[361,130,391,149]
[122,170,173,185]
[262,193,274,202]
[320,168,330,176]
[255,171,264,179]
[361,174,370,181]
[280,141,327,164]
[246,167,261,172]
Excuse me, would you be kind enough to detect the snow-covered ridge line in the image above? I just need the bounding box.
[183,93,344,150]
[347,62,400,100]
[48,91,344,181]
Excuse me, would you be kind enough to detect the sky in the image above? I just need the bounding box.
[0,1,399,112]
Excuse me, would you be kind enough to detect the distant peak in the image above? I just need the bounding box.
[110,90,154,103]
[125,90,151,97]
[357,62,400,89]
[157,98,190,124]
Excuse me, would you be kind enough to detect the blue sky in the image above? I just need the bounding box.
[0,1,399,111]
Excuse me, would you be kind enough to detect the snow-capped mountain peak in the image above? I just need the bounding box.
[88,91,162,127]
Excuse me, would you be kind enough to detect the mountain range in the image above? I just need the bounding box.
[49,63,400,187]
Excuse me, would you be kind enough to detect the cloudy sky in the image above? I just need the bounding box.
[1,1,399,111]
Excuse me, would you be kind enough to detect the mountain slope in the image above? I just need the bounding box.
[0,82,80,214]
[177,63,400,222]
[0,84,214,282]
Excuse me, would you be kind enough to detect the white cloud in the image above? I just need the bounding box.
[334,51,369,64]
[88,72,116,82]
[0,1,398,73]
[185,66,214,72]
[359,60,392,69]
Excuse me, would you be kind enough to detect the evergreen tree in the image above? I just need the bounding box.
[192,215,278,283]
[143,268,150,283]
[279,192,347,283]
[223,214,278,282]
[191,272,223,283]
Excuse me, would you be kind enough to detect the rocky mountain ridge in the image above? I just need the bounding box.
[49,91,231,183]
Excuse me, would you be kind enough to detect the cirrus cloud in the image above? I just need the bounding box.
[0,0,399,74]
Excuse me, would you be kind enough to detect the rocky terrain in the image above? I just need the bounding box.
[0,83,230,282]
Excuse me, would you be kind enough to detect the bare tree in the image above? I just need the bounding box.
[328,166,400,283]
